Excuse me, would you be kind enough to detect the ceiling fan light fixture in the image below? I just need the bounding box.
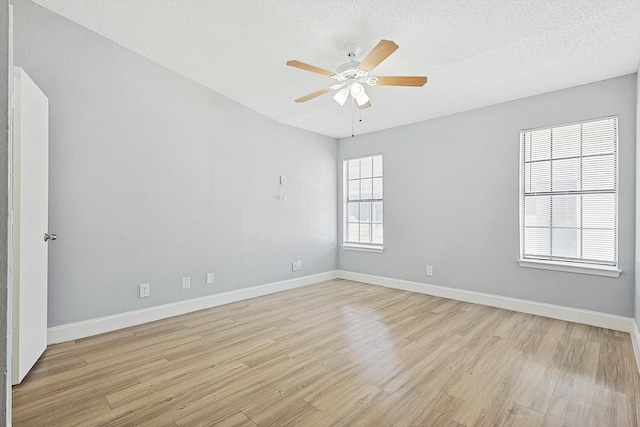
[333,86,350,106]
[350,82,369,106]
[350,82,365,98]
[355,91,370,107]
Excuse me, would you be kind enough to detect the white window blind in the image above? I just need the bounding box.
[344,154,383,246]
[520,117,618,266]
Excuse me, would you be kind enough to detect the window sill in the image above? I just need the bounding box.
[341,244,384,254]
[517,259,621,278]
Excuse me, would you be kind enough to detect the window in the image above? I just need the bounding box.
[519,116,619,276]
[343,154,383,250]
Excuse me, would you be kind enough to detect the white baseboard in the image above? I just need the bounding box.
[336,270,636,333]
[631,321,640,374]
[47,270,339,344]
[48,268,640,375]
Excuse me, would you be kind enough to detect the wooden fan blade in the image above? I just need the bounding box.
[358,101,372,110]
[294,87,333,103]
[286,60,335,77]
[376,76,428,86]
[358,40,399,72]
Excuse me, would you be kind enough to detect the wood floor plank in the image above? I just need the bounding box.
[416,391,464,426]
[553,338,600,404]
[12,280,639,426]
[106,360,248,408]
[12,366,141,410]
[587,385,637,427]
[14,396,113,427]
[633,370,640,427]
[242,397,321,427]
[508,352,562,414]
[490,401,545,427]
[596,332,634,395]
[175,409,256,427]
[542,396,591,427]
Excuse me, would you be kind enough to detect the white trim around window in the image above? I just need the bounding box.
[343,153,384,250]
[517,258,621,278]
[519,116,620,276]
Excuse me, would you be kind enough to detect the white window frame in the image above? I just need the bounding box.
[342,153,384,253]
[518,116,620,277]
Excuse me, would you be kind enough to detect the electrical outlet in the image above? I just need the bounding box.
[139,283,150,298]
[182,277,191,289]
[426,265,434,276]
[206,272,215,284]
[292,260,302,271]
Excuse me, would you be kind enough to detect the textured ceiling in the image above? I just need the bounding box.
[31,0,640,139]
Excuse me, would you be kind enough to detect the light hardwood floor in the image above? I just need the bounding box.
[13,279,640,426]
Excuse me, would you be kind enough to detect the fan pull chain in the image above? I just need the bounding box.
[350,98,365,137]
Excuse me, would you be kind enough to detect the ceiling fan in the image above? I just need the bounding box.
[286,40,427,110]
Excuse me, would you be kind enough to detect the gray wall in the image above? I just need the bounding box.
[8,1,638,334]
[13,0,337,327]
[339,75,636,317]
[1,0,9,421]
[636,67,640,326]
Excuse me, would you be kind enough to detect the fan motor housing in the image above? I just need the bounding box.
[336,61,367,82]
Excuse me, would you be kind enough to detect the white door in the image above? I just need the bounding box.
[11,67,50,385]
